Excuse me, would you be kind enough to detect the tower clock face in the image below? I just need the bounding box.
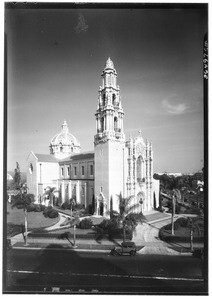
[29,163,33,174]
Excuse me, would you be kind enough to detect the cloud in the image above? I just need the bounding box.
[74,13,89,34]
[162,99,189,115]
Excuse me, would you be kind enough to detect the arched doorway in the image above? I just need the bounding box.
[99,202,104,216]
[137,191,145,212]
[97,193,105,216]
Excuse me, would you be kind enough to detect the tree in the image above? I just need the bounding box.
[164,177,182,236]
[42,186,60,206]
[69,197,76,218]
[116,193,145,242]
[68,209,80,248]
[11,183,34,245]
[13,162,21,189]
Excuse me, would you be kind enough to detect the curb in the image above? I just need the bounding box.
[10,244,194,256]
[10,245,193,256]
[10,246,109,253]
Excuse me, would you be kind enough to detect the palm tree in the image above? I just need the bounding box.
[42,186,60,206]
[166,177,182,236]
[116,193,145,243]
[11,183,34,245]
[187,217,204,251]
[67,208,80,248]
[69,197,76,218]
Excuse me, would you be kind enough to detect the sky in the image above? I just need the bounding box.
[5,3,207,174]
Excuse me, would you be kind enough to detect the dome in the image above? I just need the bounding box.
[51,121,80,146]
[50,121,81,159]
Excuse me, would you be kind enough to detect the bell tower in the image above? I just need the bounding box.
[94,57,125,141]
[94,58,127,215]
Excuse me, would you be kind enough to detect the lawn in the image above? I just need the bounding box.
[159,217,204,243]
[7,203,60,237]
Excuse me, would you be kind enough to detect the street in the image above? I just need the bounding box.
[4,247,207,294]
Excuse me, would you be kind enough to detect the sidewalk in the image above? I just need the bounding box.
[10,211,203,256]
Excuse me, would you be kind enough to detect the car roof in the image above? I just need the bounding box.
[121,242,135,247]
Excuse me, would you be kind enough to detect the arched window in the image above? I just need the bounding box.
[114,116,118,132]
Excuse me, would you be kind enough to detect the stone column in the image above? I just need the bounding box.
[84,182,87,208]
[68,180,72,200]
[76,180,80,204]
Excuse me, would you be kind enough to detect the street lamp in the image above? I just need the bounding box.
[188,218,194,252]
[20,183,29,246]
[171,194,176,236]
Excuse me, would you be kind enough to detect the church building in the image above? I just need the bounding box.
[26,58,159,215]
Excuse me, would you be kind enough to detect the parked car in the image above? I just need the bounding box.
[110,241,136,256]
[193,248,204,260]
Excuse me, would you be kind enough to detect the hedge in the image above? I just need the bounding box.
[78,218,93,229]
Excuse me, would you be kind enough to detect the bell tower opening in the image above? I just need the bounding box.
[112,94,116,106]
[103,94,106,106]
[101,117,104,132]
[114,116,118,132]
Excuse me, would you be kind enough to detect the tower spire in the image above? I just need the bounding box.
[94,59,125,145]
[105,57,114,69]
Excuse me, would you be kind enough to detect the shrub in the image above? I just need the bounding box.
[34,204,42,212]
[73,203,85,211]
[48,209,59,219]
[126,213,142,225]
[107,219,120,236]
[26,204,37,212]
[185,207,201,215]
[78,218,93,229]
[175,217,188,228]
[54,198,62,207]
[61,202,70,210]
[98,219,111,231]
[40,204,46,211]
[163,222,179,231]
[43,206,58,218]
[26,203,46,212]
[87,204,93,215]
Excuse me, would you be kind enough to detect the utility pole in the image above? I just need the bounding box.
[171,194,175,236]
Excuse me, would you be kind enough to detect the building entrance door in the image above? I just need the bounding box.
[99,202,104,216]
